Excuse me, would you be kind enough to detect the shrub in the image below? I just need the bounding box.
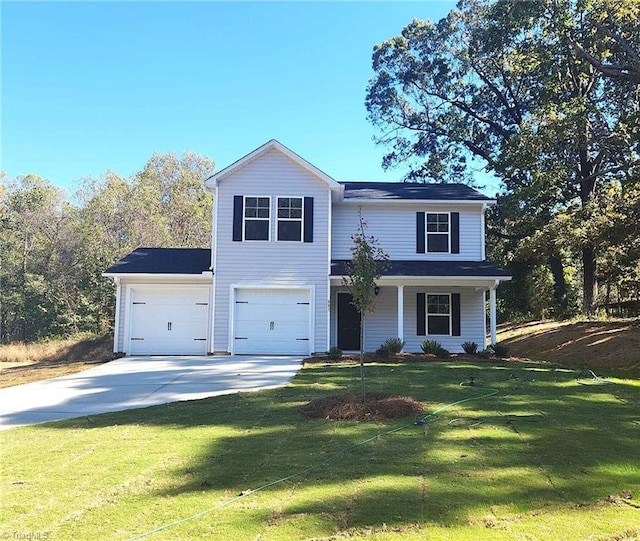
[327,346,343,361]
[478,347,494,359]
[420,340,449,357]
[492,342,509,357]
[461,341,478,355]
[376,338,405,357]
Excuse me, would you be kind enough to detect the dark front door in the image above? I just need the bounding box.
[337,293,361,350]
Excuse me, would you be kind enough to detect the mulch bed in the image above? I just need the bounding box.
[300,392,424,421]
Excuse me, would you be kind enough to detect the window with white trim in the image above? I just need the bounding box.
[244,197,270,241]
[427,294,451,335]
[277,197,303,241]
[426,213,450,252]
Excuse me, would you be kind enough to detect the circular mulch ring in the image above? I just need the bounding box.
[300,392,424,421]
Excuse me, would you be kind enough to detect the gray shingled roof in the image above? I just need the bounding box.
[331,260,510,277]
[340,182,493,201]
[104,247,211,274]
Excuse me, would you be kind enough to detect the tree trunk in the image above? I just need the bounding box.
[359,312,366,403]
[582,245,598,315]
[548,254,568,313]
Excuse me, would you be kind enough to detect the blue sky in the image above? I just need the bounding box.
[2,1,500,197]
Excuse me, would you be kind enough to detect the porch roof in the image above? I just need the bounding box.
[330,260,510,279]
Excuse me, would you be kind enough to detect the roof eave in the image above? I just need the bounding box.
[330,275,511,284]
[102,271,213,278]
[339,198,496,206]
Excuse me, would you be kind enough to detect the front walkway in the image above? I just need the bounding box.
[0,355,303,430]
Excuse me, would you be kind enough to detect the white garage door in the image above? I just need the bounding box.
[128,288,209,355]
[234,288,311,355]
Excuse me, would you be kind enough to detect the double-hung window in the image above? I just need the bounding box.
[426,213,450,253]
[427,294,451,335]
[243,196,270,241]
[277,197,303,241]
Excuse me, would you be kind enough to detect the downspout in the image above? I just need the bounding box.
[481,203,488,260]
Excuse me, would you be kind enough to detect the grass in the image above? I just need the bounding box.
[1,359,639,540]
[0,334,113,388]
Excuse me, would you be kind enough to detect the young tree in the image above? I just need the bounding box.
[344,210,389,402]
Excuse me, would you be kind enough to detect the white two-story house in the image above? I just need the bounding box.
[105,140,510,356]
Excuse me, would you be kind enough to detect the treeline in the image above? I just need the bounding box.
[0,153,214,343]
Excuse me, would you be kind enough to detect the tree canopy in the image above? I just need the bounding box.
[366,0,640,316]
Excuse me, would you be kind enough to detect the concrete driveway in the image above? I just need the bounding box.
[0,355,303,430]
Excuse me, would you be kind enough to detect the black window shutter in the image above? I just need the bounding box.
[451,293,461,336]
[303,197,314,243]
[416,212,425,253]
[417,293,426,336]
[233,196,243,242]
[451,212,460,254]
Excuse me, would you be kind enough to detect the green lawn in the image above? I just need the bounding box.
[1,360,639,540]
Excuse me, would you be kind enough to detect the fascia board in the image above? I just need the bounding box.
[330,275,511,285]
[338,198,496,206]
[102,272,213,279]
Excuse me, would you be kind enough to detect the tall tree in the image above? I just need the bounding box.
[366,0,640,314]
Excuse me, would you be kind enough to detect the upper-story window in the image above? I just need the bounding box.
[233,195,313,243]
[244,196,270,241]
[416,211,459,254]
[426,213,449,252]
[277,197,303,241]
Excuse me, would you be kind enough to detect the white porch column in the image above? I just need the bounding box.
[397,285,404,351]
[490,284,497,346]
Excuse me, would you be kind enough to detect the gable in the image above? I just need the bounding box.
[204,139,342,196]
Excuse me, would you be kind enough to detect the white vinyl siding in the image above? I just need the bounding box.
[212,148,331,353]
[116,284,127,352]
[331,204,484,260]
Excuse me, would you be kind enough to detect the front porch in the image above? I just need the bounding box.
[329,260,510,354]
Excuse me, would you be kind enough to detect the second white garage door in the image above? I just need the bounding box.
[233,288,311,355]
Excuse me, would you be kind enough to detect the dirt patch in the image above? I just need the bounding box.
[300,392,424,421]
[498,319,640,374]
